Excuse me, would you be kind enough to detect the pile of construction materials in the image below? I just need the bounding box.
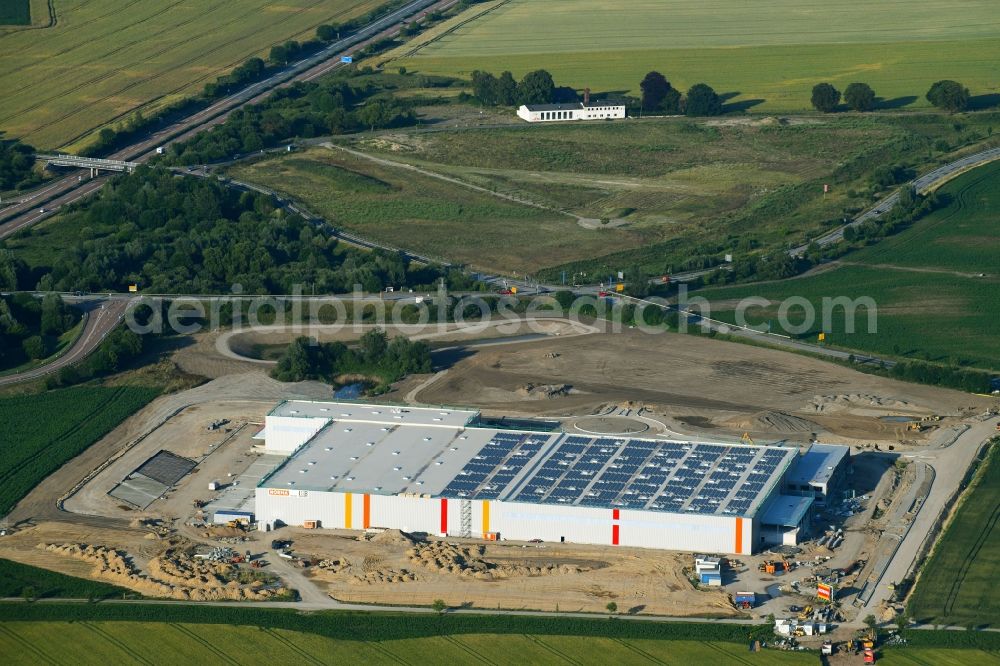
[695,554,722,586]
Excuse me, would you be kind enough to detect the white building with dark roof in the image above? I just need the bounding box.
[517,99,626,123]
[249,401,850,554]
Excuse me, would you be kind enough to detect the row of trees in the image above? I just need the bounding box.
[0,167,453,295]
[272,330,432,386]
[640,72,723,116]
[811,80,972,113]
[162,74,415,165]
[471,69,557,106]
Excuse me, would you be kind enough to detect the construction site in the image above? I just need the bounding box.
[1,320,997,650]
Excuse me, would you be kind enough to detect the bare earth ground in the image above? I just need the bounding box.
[406,328,991,446]
[288,529,738,616]
[2,324,993,617]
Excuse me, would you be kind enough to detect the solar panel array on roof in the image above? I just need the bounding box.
[439,432,552,500]
[443,433,794,517]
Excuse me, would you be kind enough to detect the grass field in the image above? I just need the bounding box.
[227,147,625,272]
[878,649,1000,665]
[390,0,1000,112]
[0,559,129,600]
[0,0,30,25]
[305,113,999,275]
[0,0,386,150]
[0,385,159,514]
[908,442,1000,627]
[692,160,1000,370]
[0,621,810,665]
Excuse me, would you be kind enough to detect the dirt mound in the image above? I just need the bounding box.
[41,542,289,601]
[516,383,571,399]
[810,393,917,414]
[725,410,818,434]
[370,529,416,546]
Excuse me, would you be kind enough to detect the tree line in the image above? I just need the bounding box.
[0,138,42,191]
[0,167,455,295]
[640,72,724,116]
[272,329,432,389]
[161,73,415,166]
[470,69,558,106]
[811,80,972,113]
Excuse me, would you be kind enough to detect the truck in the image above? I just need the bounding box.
[863,648,876,664]
[821,641,833,656]
[155,147,164,155]
[734,592,755,609]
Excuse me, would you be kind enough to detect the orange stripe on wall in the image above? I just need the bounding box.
[344,493,353,529]
[482,500,490,536]
[734,517,743,554]
[363,494,371,529]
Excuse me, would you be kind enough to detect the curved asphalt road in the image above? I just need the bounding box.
[0,298,127,386]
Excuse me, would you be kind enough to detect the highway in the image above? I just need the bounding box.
[0,0,455,239]
[792,145,1000,256]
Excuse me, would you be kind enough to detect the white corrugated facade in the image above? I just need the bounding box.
[254,488,754,554]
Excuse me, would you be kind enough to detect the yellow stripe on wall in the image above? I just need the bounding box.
[344,493,353,529]
[482,500,490,535]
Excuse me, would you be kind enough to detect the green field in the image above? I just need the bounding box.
[0,621,807,665]
[227,147,608,272]
[0,0,386,150]
[0,0,30,25]
[391,0,1000,112]
[0,559,129,600]
[0,385,159,514]
[909,442,1000,627]
[693,160,1000,370]
[2,621,1000,665]
[292,113,999,275]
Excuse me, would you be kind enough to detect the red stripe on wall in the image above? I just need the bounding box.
[440,498,448,534]
[612,524,620,546]
[612,508,620,520]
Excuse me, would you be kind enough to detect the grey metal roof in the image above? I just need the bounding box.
[786,443,850,488]
[522,100,624,112]
[261,403,797,518]
[761,494,814,527]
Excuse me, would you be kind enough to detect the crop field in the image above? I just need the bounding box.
[390,0,1000,112]
[693,161,1000,370]
[0,385,159,514]
[879,650,1000,665]
[226,147,631,272]
[908,443,1000,628]
[0,0,386,151]
[0,622,811,665]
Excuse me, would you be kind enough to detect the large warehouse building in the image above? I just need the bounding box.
[255,401,846,554]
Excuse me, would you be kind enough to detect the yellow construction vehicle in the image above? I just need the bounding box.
[741,432,755,445]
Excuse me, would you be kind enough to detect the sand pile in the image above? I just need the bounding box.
[42,543,289,601]
[516,383,571,399]
[370,529,416,546]
[406,541,589,580]
[725,410,818,434]
[810,394,916,414]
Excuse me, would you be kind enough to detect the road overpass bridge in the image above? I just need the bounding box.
[36,154,140,176]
